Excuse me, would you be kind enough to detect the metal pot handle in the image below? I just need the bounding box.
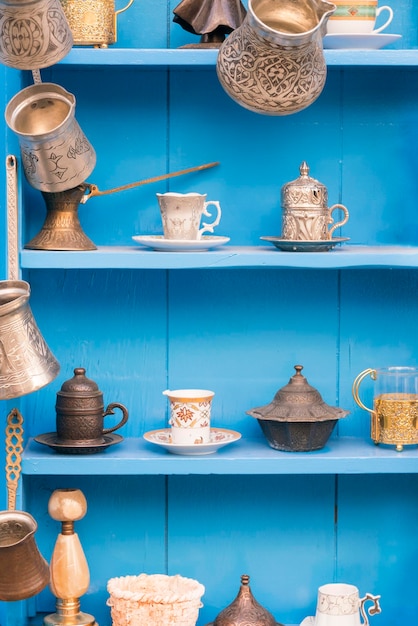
[328,203,349,237]
[5,408,24,511]
[352,368,377,414]
[115,0,134,17]
[103,402,129,434]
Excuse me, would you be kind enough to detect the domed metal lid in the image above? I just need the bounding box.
[58,367,101,397]
[281,161,328,210]
[207,575,283,626]
[247,365,349,422]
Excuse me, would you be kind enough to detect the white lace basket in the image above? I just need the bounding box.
[107,573,205,626]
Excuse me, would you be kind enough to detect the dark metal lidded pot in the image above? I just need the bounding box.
[206,574,284,626]
[55,367,129,445]
[247,365,349,451]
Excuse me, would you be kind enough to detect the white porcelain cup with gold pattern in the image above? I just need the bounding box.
[163,389,214,444]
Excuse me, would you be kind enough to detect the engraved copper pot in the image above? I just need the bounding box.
[5,83,96,193]
[247,365,349,451]
[207,574,284,626]
[60,0,134,47]
[216,0,336,115]
[0,409,50,601]
[0,0,73,70]
[55,367,129,445]
[0,280,60,400]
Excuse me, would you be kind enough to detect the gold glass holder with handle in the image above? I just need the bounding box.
[352,367,418,452]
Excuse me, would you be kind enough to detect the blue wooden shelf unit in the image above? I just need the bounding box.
[2,2,418,626]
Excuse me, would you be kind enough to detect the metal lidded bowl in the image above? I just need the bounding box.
[247,365,349,452]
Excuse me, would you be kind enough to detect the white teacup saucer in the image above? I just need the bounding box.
[323,33,401,50]
[132,235,230,252]
[143,427,241,455]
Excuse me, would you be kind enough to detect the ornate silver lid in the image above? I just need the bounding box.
[281,161,329,210]
[247,365,349,422]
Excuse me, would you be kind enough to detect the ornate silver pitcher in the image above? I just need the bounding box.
[5,83,96,193]
[216,0,336,115]
[0,0,73,70]
[0,281,60,399]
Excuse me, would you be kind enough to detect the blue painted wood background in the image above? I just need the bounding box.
[1,1,418,626]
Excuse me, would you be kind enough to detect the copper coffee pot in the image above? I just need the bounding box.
[0,409,50,601]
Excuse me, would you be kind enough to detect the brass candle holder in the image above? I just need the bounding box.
[44,489,97,626]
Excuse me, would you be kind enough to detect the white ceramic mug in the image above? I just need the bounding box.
[327,1,393,34]
[315,583,381,626]
[156,192,221,240]
[163,389,214,444]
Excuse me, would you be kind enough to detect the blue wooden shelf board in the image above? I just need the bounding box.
[20,245,418,270]
[57,48,418,67]
[22,437,418,475]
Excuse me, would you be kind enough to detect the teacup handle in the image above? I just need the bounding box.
[373,6,393,34]
[102,402,129,434]
[359,593,382,626]
[352,368,377,414]
[199,200,222,237]
[328,203,349,238]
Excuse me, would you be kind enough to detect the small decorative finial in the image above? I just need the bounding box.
[299,161,310,177]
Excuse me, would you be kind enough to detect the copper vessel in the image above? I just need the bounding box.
[207,574,283,626]
[55,367,129,445]
[0,409,50,601]
[247,365,349,451]
[0,280,60,399]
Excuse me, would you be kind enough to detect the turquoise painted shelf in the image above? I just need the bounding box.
[20,245,418,270]
[56,48,418,67]
[22,437,418,475]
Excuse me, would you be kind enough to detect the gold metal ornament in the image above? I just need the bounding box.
[60,0,134,47]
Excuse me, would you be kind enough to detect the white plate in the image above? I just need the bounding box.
[132,235,230,251]
[143,427,241,455]
[300,618,315,626]
[323,33,401,50]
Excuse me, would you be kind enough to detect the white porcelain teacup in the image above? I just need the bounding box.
[163,389,214,444]
[156,192,221,240]
[315,583,381,626]
[327,1,393,34]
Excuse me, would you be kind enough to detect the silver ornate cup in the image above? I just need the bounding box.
[0,0,73,70]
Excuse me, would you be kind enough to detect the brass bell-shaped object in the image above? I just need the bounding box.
[207,574,284,626]
[25,186,97,251]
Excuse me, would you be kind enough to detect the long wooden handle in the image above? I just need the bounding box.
[80,161,220,204]
[5,408,24,511]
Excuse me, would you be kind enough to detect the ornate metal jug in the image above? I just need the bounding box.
[0,0,73,70]
[0,281,60,400]
[5,83,96,193]
[216,0,336,115]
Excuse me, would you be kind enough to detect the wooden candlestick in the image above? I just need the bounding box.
[44,489,97,626]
